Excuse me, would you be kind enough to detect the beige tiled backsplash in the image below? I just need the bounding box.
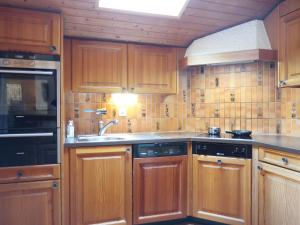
[65,62,300,136]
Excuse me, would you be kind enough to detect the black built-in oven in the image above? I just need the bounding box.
[0,52,60,167]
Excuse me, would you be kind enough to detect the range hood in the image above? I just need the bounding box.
[183,20,277,66]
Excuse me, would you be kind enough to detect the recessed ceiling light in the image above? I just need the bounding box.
[99,0,189,17]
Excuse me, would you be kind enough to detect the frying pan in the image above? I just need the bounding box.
[225,130,252,136]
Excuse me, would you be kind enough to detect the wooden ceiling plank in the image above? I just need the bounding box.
[189,0,268,17]
[64,15,209,36]
[1,0,246,28]
[62,7,232,30]
[64,29,188,46]
[199,0,278,11]
[184,7,252,21]
[64,22,197,42]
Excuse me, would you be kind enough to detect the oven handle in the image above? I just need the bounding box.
[0,133,54,138]
[0,70,54,75]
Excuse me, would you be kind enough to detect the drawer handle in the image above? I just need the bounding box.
[17,170,24,178]
[217,160,222,165]
[16,152,25,155]
[282,157,289,165]
[52,181,59,189]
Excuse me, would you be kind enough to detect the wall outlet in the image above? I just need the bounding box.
[119,107,127,117]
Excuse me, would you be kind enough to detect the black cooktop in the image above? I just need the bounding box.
[196,133,252,140]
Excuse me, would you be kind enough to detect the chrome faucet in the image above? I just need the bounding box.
[99,119,119,136]
[83,108,119,136]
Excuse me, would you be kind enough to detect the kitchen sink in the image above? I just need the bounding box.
[76,135,126,142]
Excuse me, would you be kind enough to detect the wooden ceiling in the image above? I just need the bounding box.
[0,0,281,47]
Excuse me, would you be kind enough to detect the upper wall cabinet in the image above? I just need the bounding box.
[279,8,300,87]
[0,7,61,54]
[72,40,127,93]
[128,44,177,94]
[279,0,300,17]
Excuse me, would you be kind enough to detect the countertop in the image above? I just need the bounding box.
[65,132,300,155]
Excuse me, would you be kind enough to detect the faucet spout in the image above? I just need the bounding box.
[99,120,119,136]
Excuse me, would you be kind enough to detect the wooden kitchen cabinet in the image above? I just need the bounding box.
[279,0,300,17]
[128,44,177,94]
[0,180,61,225]
[0,7,61,54]
[259,147,300,172]
[192,155,251,225]
[0,164,60,184]
[70,146,132,225]
[133,155,187,224]
[72,40,128,93]
[257,162,300,225]
[279,8,300,87]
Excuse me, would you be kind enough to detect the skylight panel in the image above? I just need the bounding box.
[99,0,189,17]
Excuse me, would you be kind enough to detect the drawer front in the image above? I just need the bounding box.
[0,164,60,184]
[259,148,300,172]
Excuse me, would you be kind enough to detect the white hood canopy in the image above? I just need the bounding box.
[184,20,277,66]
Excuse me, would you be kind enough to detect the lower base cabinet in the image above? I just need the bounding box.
[192,155,251,225]
[0,180,61,225]
[258,162,300,225]
[133,156,187,224]
[70,146,132,225]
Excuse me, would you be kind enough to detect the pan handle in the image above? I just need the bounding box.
[225,131,234,134]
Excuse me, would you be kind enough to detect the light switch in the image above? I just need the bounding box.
[119,107,127,117]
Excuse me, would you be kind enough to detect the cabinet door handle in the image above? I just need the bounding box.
[131,87,135,91]
[217,160,222,165]
[52,181,59,189]
[282,157,289,165]
[49,45,57,52]
[279,80,287,87]
[257,165,266,176]
[17,170,24,178]
[257,165,263,171]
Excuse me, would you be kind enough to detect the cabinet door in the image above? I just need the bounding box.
[193,155,251,225]
[0,180,61,225]
[0,7,61,54]
[258,162,300,225]
[128,44,177,94]
[279,9,300,87]
[70,146,132,225]
[72,40,127,93]
[133,155,187,224]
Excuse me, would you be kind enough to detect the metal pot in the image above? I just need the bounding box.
[208,127,221,135]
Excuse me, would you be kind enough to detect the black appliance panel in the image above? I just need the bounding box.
[0,129,58,167]
[133,142,187,158]
[192,142,252,159]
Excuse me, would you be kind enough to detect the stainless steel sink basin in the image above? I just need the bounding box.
[77,135,126,142]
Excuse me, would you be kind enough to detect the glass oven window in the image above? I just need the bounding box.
[0,69,57,129]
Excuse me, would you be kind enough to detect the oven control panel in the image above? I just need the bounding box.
[193,142,252,159]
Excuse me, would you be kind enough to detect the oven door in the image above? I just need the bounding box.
[0,68,58,130]
[0,128,59,167]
